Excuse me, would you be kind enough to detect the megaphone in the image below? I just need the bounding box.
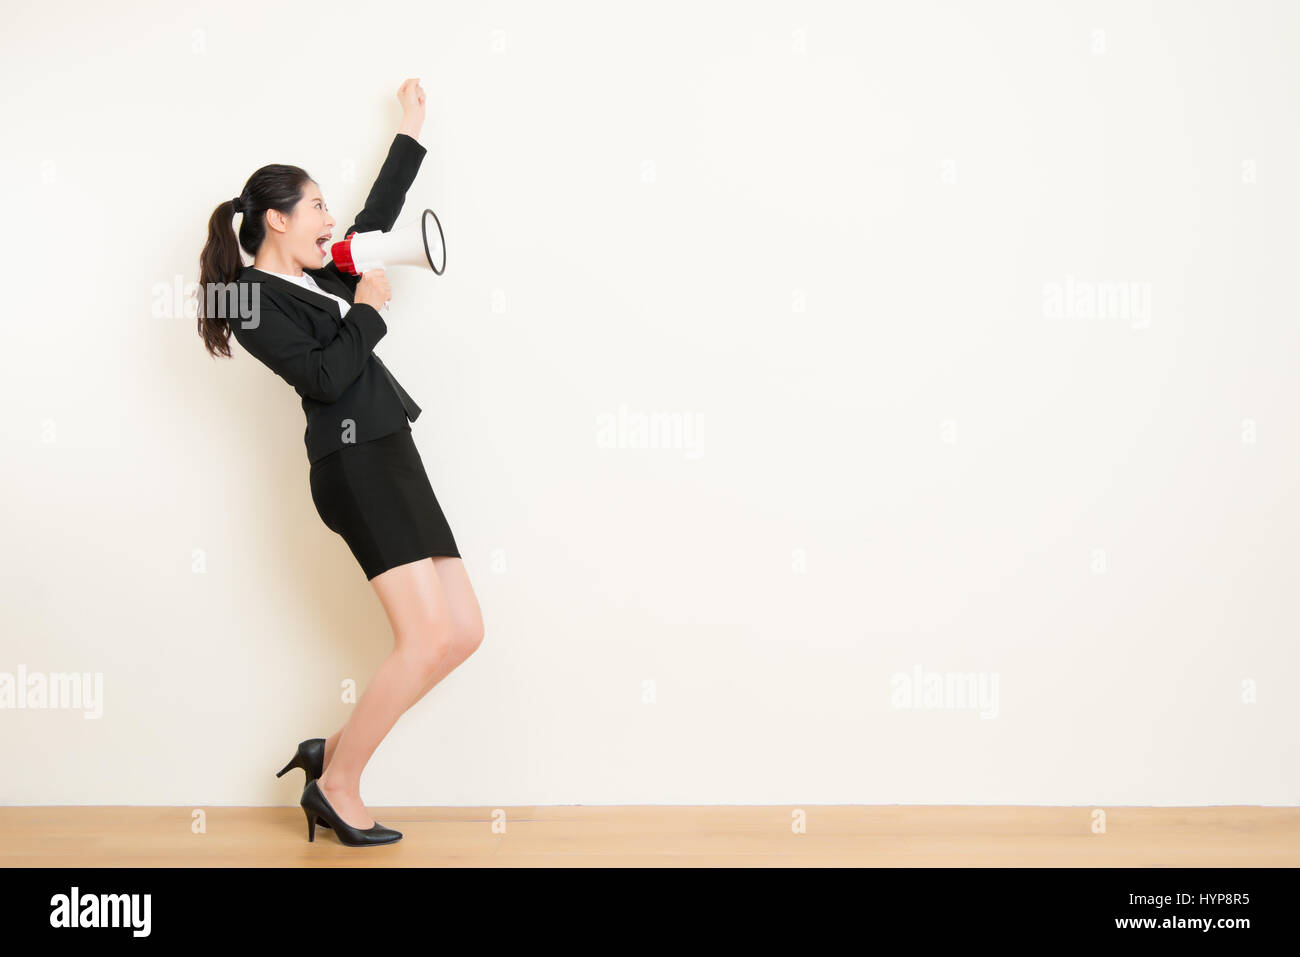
[330,208,445,276]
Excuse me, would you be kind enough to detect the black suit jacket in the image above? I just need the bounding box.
[227,132,427,465]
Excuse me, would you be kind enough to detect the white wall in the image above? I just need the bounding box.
[2,0,1296,806]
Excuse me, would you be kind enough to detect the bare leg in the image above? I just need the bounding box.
[315,557,456,829]
[322,557,485,773]
[403,557,485,706]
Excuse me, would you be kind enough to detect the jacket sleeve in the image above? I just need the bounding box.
[229,292,388,404]
[325,132,427,293]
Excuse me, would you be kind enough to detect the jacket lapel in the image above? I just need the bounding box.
[241,265,344,319]
[239,265,423,422]
[306,265,355,301]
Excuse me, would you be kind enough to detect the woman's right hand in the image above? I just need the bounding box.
[355,269,391,311]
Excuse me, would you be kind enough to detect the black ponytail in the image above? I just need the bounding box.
[197,164,314,358]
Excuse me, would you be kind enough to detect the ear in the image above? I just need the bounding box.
[265,207,290,235]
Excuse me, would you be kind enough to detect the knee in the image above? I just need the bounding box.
[455,615,485,659]
[405,616,456,676]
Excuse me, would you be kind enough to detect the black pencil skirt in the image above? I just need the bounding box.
[308,425,460,581]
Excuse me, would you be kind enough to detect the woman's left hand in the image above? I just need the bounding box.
[397,78,426,139]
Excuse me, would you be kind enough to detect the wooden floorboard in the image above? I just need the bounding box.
[2,806,1296,866]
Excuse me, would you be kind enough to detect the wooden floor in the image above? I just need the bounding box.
[2,805,1296,866]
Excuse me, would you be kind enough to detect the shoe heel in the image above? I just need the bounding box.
[276,752,303,779]
[303,805,317,842]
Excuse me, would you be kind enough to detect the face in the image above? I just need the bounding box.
[271,181,336,269]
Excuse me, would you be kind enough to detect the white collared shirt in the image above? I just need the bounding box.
[259,268,352,319]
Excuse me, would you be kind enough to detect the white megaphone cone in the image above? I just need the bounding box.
[330,208,446,277]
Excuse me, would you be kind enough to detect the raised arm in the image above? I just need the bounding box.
[327,79,428,292]
[344,132,426,238]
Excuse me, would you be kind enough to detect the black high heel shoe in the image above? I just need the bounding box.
[300,779,403,846]
[276,737,326,782]
[275,738,332,829]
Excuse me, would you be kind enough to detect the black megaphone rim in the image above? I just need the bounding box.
[421,208,445,275]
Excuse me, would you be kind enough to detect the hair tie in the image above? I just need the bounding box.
[231,196,244,214]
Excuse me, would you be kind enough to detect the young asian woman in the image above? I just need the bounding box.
[197,79,484,847]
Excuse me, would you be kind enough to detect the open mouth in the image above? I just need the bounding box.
[316,233,332,257]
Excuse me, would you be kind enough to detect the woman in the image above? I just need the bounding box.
[196,79,483,847]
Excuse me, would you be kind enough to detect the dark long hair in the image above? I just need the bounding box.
[197,164,315,358]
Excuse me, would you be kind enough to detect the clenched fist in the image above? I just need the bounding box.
[397,78,426,139]
[355,269,391,312]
